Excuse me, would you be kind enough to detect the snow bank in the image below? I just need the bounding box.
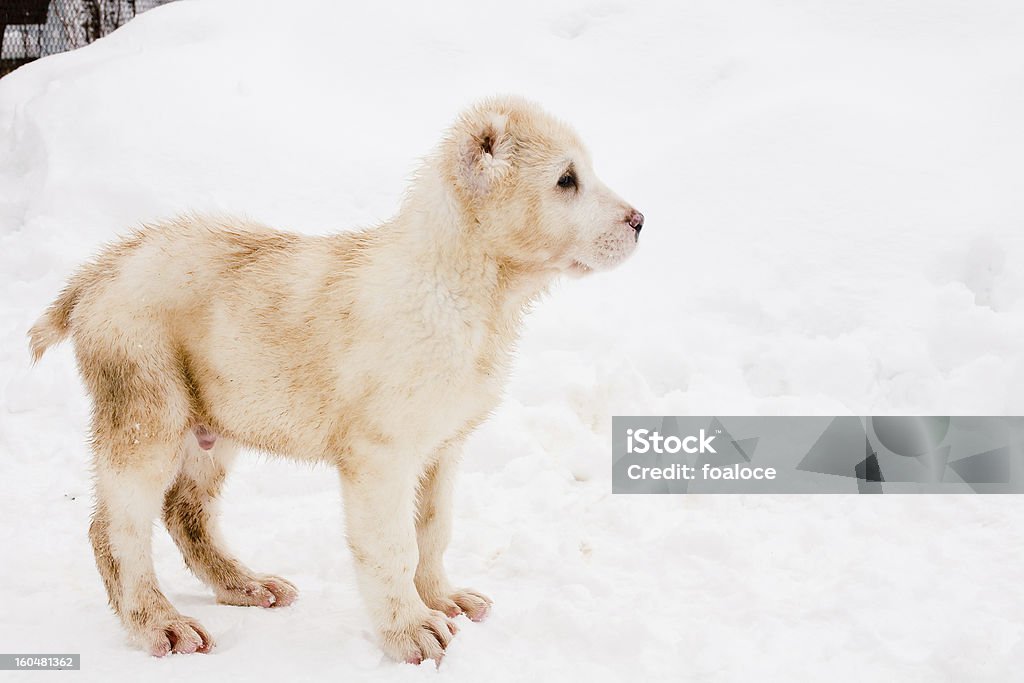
[2,0,1023,680]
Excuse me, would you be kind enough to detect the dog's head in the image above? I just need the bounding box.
[438,96,642,276]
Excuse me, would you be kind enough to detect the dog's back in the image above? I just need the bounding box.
[30,217,310,359]
[28,216,371,458]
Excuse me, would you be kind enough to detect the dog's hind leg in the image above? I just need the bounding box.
[82,338,216,656]
[163,437,297,609]
[91,451,216,656]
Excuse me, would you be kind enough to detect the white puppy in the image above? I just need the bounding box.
[29,95,643,663]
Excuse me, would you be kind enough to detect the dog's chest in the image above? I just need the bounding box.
[340,283,513,452]
[409,291,509,400]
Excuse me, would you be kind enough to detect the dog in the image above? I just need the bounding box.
[28,95,643,663]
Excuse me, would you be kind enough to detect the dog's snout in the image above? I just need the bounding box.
[627,210,644,238]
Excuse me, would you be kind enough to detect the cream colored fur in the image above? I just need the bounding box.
[28,96,641,663]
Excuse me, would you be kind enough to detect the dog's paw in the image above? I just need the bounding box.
[424,588,492,622]
[141,616,214,657]
[382,609,458,665]
[216,575,298,608]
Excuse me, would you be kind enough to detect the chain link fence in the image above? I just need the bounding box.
[1,0,174,76]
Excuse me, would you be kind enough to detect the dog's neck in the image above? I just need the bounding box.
[386,172,556,327]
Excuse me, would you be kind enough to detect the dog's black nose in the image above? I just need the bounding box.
[628,210,644,237]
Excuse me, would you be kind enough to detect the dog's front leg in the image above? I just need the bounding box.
[339,454,457,664]
[414,442,493,622]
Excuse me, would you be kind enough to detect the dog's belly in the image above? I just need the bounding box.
[172,262,512,463]
[183,331,504,464]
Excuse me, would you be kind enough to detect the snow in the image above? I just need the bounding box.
[2,0,1023,680]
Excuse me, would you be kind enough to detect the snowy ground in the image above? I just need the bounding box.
[2,0,1024,680]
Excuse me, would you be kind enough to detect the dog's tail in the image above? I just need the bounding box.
[28,276,85,363]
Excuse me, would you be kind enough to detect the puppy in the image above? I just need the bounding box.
[29,96,643,663]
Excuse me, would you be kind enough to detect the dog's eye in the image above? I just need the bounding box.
[557,169,578,190]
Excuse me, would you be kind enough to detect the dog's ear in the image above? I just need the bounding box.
[450,106,516,201]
